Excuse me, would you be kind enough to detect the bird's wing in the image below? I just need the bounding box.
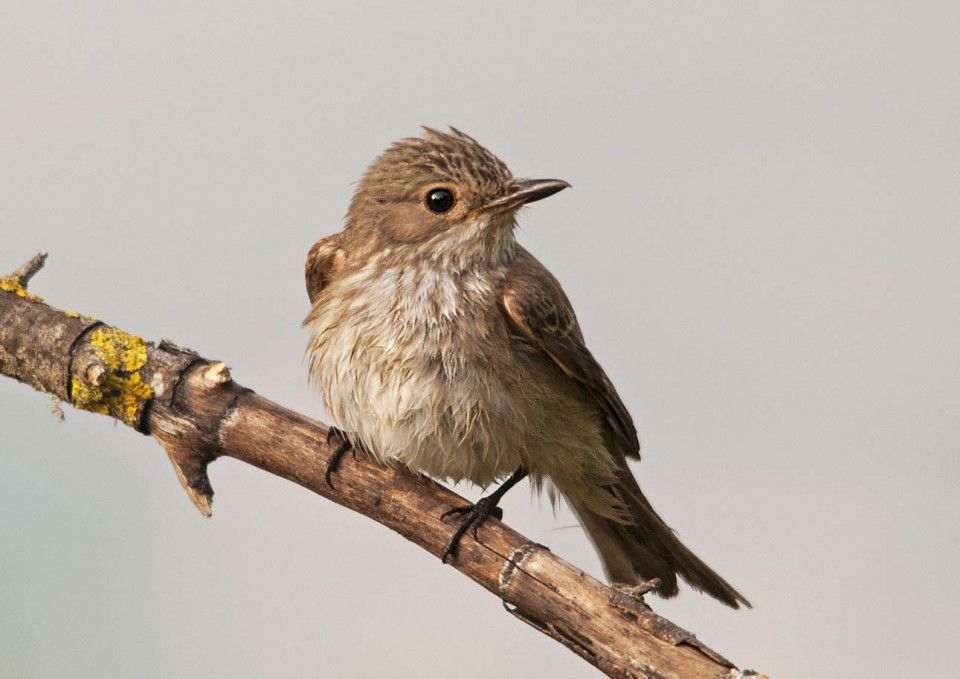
[305,234,345,305]
[500,248,640,460]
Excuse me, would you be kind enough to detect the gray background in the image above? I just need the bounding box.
[2,2,958,677]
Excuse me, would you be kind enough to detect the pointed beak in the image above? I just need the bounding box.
[479,178,571,215]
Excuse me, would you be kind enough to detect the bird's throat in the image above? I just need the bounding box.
[419,213,517,271]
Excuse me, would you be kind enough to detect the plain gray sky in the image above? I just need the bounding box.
[2,2,958,677]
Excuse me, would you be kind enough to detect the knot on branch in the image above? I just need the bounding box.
[150,357,241,518]
[70,327,153,427]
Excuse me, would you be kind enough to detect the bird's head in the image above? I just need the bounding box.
[345,128,569,268]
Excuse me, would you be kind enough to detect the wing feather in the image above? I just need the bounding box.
[305,235,345,305]
[500,248,640,459]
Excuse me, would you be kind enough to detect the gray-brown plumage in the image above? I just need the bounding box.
[304,128,750,608]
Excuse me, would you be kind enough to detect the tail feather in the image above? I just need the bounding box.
[566,464,751,609]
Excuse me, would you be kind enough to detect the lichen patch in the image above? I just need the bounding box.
[71,328,153,426]
[0,274,43,302]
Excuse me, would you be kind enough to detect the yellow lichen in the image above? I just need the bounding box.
[71,328,153,426]
[0,274,43,302]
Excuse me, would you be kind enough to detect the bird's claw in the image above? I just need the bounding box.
[614,578,662,600]
[439,496,504,563]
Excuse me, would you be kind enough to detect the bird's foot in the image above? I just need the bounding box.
[324,427,357,488]
[440,497,505,563]
[614,578,662,601]
[439,467,528,563]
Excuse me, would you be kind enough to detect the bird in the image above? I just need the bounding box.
[303,127,750,608]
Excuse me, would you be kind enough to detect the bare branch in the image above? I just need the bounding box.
[0,254,758,678]
[14,251,48,282]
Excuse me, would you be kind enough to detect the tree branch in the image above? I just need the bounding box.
[0,254,760,679]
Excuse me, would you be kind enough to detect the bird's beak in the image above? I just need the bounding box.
[479,178,571,215]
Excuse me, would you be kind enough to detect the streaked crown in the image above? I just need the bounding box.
[354,127,514,206]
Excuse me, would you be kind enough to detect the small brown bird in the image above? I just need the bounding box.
[304,128,750,608]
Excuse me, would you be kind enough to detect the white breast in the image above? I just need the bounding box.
[306,258,524,485]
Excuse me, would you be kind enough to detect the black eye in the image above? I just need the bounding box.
[425,188,455,214]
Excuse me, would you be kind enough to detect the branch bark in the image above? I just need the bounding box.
[0,254,758,679]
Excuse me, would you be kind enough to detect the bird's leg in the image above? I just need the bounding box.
[324,427,358,488]
[440,467,528,563]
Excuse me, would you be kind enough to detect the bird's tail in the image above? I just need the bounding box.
[565,463,751,609]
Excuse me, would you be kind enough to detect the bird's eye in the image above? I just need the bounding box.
[425,188,455,214]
